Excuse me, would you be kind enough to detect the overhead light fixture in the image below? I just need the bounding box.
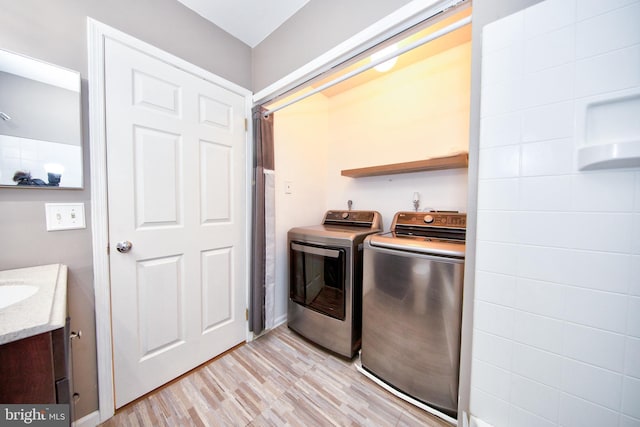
[371,44,398,72]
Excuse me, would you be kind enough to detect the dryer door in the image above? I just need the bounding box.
[290,241,346,320]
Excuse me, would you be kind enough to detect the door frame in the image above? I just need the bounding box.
[87,18,253,422]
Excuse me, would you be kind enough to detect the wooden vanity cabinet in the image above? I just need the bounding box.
[0,320,70,404]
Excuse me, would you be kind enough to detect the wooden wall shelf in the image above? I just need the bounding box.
[341,152,468,178]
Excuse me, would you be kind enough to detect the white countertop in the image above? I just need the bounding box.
[0,264,68,345]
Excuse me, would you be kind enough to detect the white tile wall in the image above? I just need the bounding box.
[561,359,623,410]
[521,101,574,142]
[558,393,620,427]
[575,45,640,98]
[519,175,572,211]
[471,388,511,427]
[474,300,516,339]
[521,138,574,176]
[524,26,574,72]
[509,405,557,427]
[510,375,560,422]
[576,0,640,21]
[622,377,640,418]
[626,337,640,377]
[523,0,575,38]
[477,179,520,210]
[473,330,513,369]
[473,0,640,425]
[562,323,626,371]
[628,297,640,337]
[576,3,640,59]
[631,256,640,296]
[620,415,640,427]
[513,311,564,353]
[475,270,517,306]
[523,63,574,107]
[514,278,564,319]
[480,112,522,148]
[511,343,562,387]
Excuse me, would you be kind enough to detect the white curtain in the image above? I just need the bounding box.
[263,169,276,329]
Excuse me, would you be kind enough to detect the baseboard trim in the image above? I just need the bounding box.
[73,410,100,427]
[273,314,287,328]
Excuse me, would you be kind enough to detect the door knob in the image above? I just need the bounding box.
[116,241,133,253]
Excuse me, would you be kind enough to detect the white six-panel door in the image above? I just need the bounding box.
[104,37,247,408]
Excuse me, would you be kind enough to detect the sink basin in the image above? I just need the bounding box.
[0,284,38,310]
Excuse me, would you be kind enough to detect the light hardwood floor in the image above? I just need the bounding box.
[100,325,452,427]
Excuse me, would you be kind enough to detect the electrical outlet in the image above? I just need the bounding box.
[45,203,86,231]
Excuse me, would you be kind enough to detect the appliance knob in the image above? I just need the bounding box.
[342,212,350,219]
[423,215,434,224]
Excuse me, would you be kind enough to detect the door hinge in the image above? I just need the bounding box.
[245,308,249,321]
[244,118,248,132]
[106,244,110,255]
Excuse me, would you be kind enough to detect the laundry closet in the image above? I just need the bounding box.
[263,6,473,324]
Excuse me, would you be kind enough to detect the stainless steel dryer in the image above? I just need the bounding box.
[360,211,466,422]
[288,210,382,358]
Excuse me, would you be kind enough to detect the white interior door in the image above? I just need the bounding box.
[104,37,248,408]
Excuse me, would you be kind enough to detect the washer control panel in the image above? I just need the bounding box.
[394,211,466,229]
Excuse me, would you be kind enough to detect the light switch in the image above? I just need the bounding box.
[45,203,86,231]
[284,181,293,194]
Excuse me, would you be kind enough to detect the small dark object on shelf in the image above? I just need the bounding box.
[13,170,61,186]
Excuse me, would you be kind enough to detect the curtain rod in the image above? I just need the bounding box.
[262,15,472,117]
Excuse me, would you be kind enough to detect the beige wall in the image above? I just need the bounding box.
[271,38,472,330]
[325,41,472,224]
[329,43,471,166]
[0,0,250,420]
[273,94,330,323]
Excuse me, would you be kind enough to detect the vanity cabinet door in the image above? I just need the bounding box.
[0,332,56,403]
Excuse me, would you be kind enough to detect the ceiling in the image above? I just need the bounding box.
[176,0,311,47]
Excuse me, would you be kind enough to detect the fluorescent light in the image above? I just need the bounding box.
[371,44,398,72]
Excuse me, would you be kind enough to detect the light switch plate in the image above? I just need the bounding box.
[284,181,293,194]
[45,203,86,231]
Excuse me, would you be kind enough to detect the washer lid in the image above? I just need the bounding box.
[289,224,381,242]
[367,232,465,258]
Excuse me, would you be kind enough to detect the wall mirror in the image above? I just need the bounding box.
[0,48,83,189]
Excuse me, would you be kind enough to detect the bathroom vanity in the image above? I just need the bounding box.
[0,264,70,404]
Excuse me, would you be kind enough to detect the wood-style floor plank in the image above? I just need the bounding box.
[100,325,452,427]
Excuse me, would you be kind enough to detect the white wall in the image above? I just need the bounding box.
[471,1,640,426]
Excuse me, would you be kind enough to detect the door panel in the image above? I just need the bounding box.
[200,141,231,222]
[201,248,232,331]
[105,37,247,408]
[137,255,184,357]
[199,95,231,127]
[133,70,181,115]
[134,126,181,227]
